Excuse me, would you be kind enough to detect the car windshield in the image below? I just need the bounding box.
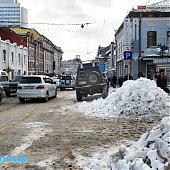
[20,77,42,84]
[12,76,22,82]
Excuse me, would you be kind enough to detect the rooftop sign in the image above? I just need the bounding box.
[137,5,170,11]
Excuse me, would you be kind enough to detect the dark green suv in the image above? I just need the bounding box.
[75,61,108,101]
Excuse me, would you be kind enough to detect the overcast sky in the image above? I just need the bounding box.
[19,0,161,61]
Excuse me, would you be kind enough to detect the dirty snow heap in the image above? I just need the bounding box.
[77,78,170,117]
[108,116,170,169]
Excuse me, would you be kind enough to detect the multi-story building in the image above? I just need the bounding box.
[0,0,28,28]
[0,37,28,79]
[97,44,116,74]
[115,4,170,83]
[0,27,63,75]
[43,36,54,74]
[53,45,63,74]
[61,58,81,75]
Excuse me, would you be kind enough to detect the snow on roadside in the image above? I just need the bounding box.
[10,128,52,156]
[76,78,170,117]
[108,116,170,170]
[74,141,134,170]
[74,116,170,170]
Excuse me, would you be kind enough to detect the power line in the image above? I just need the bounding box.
[0,19,92,27]
[145,0,151,5]
[151,0,170,5]
[0,13,92,27]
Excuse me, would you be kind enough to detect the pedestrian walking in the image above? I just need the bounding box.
[137,72,143,78]
[111,74,117,88]
[118,76,124,87]
[124,74,133,81]
[156,69,169,93]
[154,71,160,82]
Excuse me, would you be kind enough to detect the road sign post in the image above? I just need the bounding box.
[124,51,132,60]
[124,51,132,80]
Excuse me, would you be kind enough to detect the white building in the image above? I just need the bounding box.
[0,0,28,27]
[0,38,28,80]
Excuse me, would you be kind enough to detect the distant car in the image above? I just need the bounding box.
[51,76,60,88]
[75,61,108,101]
[60,75,75,90]
[0,84,5,103]
[0,70,9,96]
[17,75,57,103]
[2,75,23,96]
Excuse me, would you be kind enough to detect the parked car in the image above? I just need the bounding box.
[2,75,23,96]
[17,75,57,103]
[51,76,60,88]
[75,61,108,101]
[60,75,75,90]
[0,70,9,96]
[0,84,5,103]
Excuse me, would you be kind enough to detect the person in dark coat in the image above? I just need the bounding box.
[156,69,169,93]
[137,72,143,78]
[118,76,124,87]
[124,74,133,81]
[111,74,117,88]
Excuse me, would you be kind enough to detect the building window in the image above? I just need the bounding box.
[147,31,157,47]
[3,50,6,62]
[24,55,26,64]
[18,70,21,75]
[167,31,170,48]
[11,52,14,63]
[18,53,21,64]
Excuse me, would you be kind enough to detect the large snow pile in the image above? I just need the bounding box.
[108,116,170,170]
[77,78,170,117]
[77,116,170,170]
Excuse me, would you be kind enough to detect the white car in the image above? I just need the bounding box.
[51,76,60,88]
[17,75,57,103]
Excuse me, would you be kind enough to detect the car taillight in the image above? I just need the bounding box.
[36,85,44,89]
[17,85,22,89]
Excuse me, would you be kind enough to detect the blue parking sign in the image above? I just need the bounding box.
[124,51,132,60]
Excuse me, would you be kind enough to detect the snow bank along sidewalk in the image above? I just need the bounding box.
[77,78,170,117]
[108,116,170,170]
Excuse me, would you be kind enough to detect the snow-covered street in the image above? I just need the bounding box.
[0,78,169,170]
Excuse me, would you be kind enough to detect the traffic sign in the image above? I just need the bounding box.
[124,51,132,60]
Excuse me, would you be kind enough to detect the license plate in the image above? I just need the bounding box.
[24,86,34,89]
[10,89,16,92]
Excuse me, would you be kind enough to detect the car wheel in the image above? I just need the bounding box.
[54,89,57,98]
[65,79,71,85]
[88,71,100,85]
[44,92,49,102]
[102,86,108,99]
[5,92,10,97]
[19,98,25,103]
[76,90,82,101]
